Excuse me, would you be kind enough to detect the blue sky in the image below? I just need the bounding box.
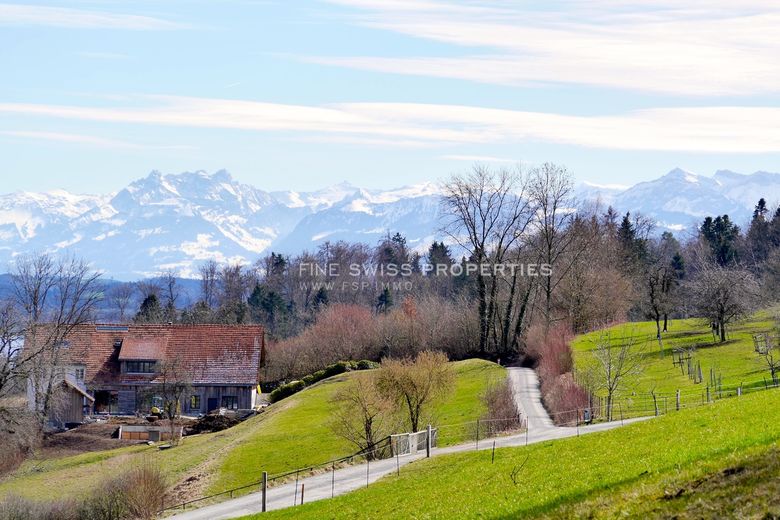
[2,0,780,194]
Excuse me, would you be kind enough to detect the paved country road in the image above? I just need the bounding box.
[168,367,648,520]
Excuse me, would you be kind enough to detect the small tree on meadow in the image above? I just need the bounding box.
[588,330,646,421]
[330,373,393,459]
[155,357,192,445]
[376,350,454,432]
[687,264,758,343]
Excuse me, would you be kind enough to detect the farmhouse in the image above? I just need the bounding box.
[59,323,265,416]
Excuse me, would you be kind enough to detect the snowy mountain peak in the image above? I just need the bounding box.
[0,171,443,279]
[664,167,702,184]
[4,168,780,279]
[212,169,233,182]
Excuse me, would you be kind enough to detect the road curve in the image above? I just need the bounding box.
[168,367,647,520]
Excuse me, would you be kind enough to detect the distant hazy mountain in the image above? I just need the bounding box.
[577,167,779,232]
[0,170,440,279]
[1,168,778,279]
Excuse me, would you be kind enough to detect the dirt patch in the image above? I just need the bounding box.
[187,415,240,435]
[39,417,194,459]
[40,423,135,458]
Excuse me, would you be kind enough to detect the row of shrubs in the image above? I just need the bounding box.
[269,360,379,403]
[0,462,167,520]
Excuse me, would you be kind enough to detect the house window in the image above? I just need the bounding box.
[75,367,85,381]
[221,396,238,410]
[190,395,201,410]
[125,361,156,373]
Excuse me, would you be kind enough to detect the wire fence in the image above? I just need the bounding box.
[159,417,528,514]
[550,375,780,427]
[158,437,391,513]
[159,377,780,515]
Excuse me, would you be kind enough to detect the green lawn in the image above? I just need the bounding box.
[0,428,241,502]
[210,358,505,495]
[0,359,504,504]
[252,386,780,520]
[543,444,780,519]
[572,311,777,408]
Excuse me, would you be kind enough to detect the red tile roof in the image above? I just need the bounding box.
[64,323,264,386]
[118,337,167,360]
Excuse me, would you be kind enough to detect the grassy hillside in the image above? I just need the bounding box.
[0,359,504,503]
[543,444,780,518]
[572,311,777,402]
[210,358,503,495]
[252,386,780,519]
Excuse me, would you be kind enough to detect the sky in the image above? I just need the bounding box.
[2,0,780,194]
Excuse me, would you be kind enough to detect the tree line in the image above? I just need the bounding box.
[95,164,776,383]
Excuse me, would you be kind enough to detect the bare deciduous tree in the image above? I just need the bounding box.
[108,283,135,323]
[440,166,535,354]
[588,330,646,421]
[199,260,219,310]
[687,264,759,342]
[13,253,102,423]
[330,373,392,459]
[135,278,162,300]
[376,350,454,432]
[526,163,588,330]
[154,356,192,446]
[160,269,180,323]
[0,301,24,400]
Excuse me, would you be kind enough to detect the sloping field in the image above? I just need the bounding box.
[572,312,777,403]
[0,359,504,504]
[252,386,780,519]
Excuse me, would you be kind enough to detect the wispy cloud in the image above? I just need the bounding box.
[312,0,780,96]
[1,97,779,152]
[440,155,518,163]
[0,130,193,150]
[2,97,780,152]
[0,4,182,30]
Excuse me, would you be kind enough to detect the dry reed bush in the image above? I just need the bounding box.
[119,461,169,519]
[542,372,590,425]
[526,323,591,424]
[0,407,40,477]
[480,378,522,435]
[0,460,168,520]
[0,495,78,520]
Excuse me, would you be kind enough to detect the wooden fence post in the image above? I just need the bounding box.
[261,471,267,512]
[427,424,432,458]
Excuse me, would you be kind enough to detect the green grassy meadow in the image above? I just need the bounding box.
[571,311,778,408]
[252,386,780,520]
[0,359,504,503]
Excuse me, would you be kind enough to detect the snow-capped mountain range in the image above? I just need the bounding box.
[580,168,780,232]
[0,168,777,280]
[0,170,441,279]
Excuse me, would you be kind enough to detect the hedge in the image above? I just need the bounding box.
[268,360,379,403]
